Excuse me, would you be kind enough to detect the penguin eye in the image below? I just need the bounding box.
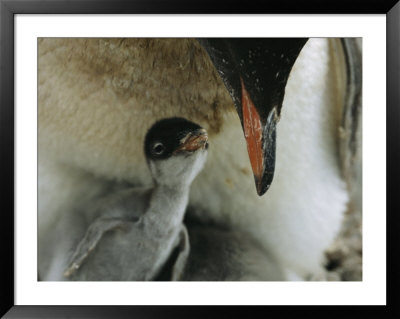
[152,142,165,155]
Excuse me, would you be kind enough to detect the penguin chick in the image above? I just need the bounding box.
[181,221,285,281]
[63,117,208,281]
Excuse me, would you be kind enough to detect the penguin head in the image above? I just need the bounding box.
[199,38,308,195]
[144,117,208,187]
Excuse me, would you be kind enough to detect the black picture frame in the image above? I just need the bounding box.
[1,0,399,317]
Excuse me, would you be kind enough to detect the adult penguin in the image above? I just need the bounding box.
[38,38,361,280]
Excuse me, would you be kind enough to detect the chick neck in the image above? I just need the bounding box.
[143,178,190,237]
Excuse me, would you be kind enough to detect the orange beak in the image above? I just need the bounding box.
[241,78,278,196]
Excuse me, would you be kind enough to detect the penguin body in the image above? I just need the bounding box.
[38,38,352,280]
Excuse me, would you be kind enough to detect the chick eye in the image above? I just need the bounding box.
[152,142,165,155]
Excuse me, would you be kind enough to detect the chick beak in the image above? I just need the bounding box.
[175,129,209,153]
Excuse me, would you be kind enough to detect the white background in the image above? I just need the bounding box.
[15,15,386,305]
